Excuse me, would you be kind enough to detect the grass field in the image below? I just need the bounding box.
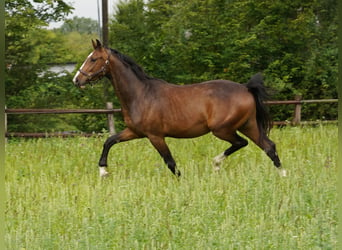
[5,125,337,249]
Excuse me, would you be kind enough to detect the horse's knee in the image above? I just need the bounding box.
[99,135,120,167]
[103,135,120,149]
[238,138,249,147]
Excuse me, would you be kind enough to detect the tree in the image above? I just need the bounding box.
[59,16,99,34]
[5,0,73,94]
[109,0,337,121]
[5,0,74,132]
[5,0,337,134]
[5,1,120,133]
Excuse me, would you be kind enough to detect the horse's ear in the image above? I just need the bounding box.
[92,39,97,49]
[96,39,102,48]
[91,39,103,49]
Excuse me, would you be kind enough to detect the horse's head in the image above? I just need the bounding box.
[73,39,110,88]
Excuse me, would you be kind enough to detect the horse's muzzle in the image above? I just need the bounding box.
[73,74,87,89]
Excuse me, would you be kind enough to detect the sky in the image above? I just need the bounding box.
[49,0,119,28]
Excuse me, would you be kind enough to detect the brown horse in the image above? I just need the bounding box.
[73,39,286,177]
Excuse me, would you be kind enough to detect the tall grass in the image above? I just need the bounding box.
[5,125,337,249]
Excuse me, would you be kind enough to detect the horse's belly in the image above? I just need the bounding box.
[165,123,210,138]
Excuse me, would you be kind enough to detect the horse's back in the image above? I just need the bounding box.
[180,79,253,104]
[198,79,247,95]
[157,79,254,113]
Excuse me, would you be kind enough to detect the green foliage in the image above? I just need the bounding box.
[5,0,338,134]
[5,126,337,248]
[109,0,338,121]
[6,72,119,133]
[5,0,72,98]
[5,0,73,64]
[59,16,99,34]
[5,1,118,133]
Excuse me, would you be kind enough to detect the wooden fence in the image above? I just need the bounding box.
[5,97,338,138]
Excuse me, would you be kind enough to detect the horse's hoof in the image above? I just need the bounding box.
[278,168,287,177]
[175,170,181,178]
[99,167,110,178]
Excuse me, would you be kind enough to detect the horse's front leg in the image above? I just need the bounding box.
[98,128,139,177]
[148,135,181,177]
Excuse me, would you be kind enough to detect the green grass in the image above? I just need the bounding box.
[5,125,337,249]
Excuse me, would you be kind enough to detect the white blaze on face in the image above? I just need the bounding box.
[73,52,94,84]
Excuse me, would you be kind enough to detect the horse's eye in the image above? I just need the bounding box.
[90,58,97,62]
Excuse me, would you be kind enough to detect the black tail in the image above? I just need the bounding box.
[246,73,272,137]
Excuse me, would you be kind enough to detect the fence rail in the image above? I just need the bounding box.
[265,99,338,105]
[4,108,121,114]
[5,97,338,138]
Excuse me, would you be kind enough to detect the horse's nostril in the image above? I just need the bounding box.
[73,76,79,85]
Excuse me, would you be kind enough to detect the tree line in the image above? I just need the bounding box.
[5,0,338,133]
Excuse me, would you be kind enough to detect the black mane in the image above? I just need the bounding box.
[110,48,156,81]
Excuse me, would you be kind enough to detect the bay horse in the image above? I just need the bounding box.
[73,39,286,178]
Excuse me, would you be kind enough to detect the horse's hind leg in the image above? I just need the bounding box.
[212,131,248,170]
[239,121,286,176]
[259,137,285,176]
[148,135,180,177]
[262,137,281,168]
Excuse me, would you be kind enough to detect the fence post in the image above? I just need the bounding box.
[5,106,7,142]
[292,95,302,125]
[106,102,116,135]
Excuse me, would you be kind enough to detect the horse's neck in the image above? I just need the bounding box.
[108,58,148,111]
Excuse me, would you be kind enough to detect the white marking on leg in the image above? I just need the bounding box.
[73,52,93,84]
[99,167,109,177]
[277,168,287,177]
[213,152,226,171]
